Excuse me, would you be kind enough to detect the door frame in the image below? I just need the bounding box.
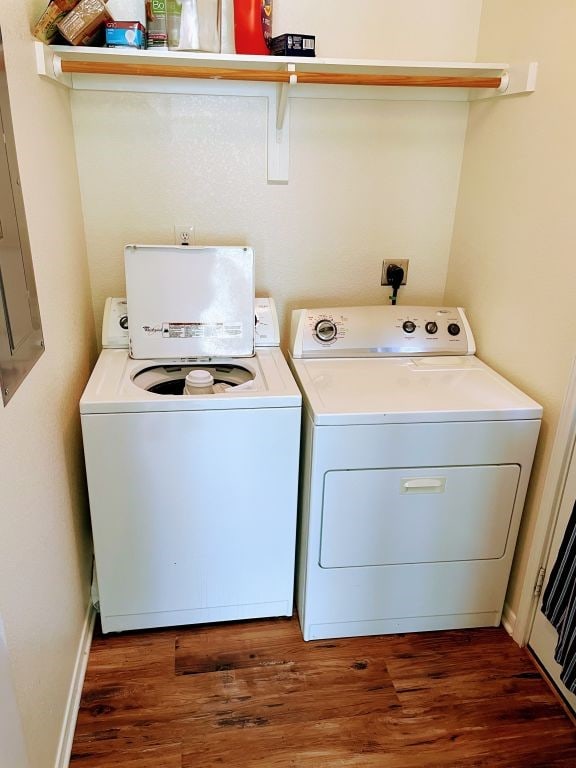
[513,356,576,645]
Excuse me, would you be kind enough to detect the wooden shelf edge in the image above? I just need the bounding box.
[35,42,537,97]
[36,42,514,80]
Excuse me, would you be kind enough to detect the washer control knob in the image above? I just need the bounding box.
[402,320,416,334]
[314,319,338,343]
[425,321,438,335]
[447,323,461,336]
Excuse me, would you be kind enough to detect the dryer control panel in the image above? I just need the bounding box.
[290,305,475,358]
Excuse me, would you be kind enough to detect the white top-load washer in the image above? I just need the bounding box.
[289,305,542,641]
[80,245,301,633]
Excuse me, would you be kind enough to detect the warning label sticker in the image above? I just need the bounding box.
[158,322,243,339]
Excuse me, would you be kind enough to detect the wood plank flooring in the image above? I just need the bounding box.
[70,616,576,767]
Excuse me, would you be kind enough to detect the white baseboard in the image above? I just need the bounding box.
[54,601,96,768]
[501,602,517,638]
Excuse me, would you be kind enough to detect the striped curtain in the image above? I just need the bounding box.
[541,498,576,692]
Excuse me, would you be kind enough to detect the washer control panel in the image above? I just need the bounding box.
[102,298,129,348]
[291,305,475,358]
[254,297,280,346]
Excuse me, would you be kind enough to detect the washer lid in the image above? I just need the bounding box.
[125,245,254,360]
[289,355,542,425]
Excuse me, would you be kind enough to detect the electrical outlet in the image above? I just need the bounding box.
[381,259,409,286]
[174,224,195,246]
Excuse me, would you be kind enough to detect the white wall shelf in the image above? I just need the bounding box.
[35,43,538,183]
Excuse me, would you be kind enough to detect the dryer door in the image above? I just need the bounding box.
[319,464,520,568]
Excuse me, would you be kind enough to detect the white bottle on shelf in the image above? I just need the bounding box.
[220,0,235,53]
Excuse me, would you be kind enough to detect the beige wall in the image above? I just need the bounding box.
[0,2,95,766]
[72,0,482,341]
[273,0,482,60]
[445,1,576,615]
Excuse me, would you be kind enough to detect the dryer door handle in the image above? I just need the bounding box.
[401,477,446,494]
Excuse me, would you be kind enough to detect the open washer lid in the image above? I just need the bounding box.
[125,245,255,360]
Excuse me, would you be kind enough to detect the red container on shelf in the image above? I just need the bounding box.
[233,0,272,55]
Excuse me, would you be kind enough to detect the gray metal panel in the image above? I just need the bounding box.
[0,28,44,404]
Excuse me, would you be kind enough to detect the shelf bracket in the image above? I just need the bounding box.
[267,87,290,184]
[471,62,538,100]
[267,69,293,184]
[276,64,296,131]
[35,45,71,87]
[505,61,538,95]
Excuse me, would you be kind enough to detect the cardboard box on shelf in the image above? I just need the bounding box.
[271,33,315,57]
[57,0,112,46]
[106,20,146,48]
[32,0,80,43]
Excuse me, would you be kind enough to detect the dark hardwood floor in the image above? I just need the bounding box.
[70,615,576,767]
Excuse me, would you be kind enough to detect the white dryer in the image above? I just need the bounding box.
[289,305,542,641]
[81,245,301,633]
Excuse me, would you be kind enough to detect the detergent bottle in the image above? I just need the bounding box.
[233,0,272,55]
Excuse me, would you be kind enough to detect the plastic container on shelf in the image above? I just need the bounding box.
[166,0,220,52]
[233,0,272,55]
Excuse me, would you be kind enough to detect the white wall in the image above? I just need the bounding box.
[72,0,483,340]
[0,2,95,766]
[445,1,576,615]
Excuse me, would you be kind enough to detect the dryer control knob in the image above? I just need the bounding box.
[425,321,438,334]
[314,319,338,343]
[447,323,461,336]
[402,320,416,334]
